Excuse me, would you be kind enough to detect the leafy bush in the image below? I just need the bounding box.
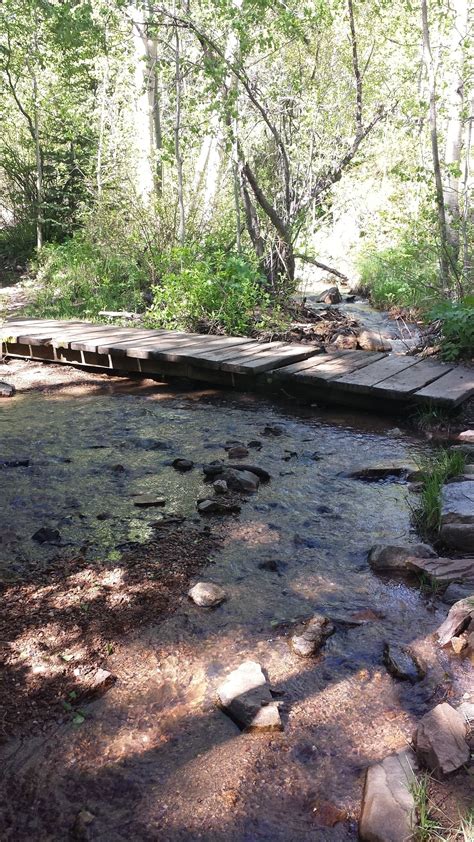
[357,232,438,310]
[430,298,474,360]
[29,234,149,319]
[0,221,36,262]
[146,240,269,335]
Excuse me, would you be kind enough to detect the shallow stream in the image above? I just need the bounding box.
[0,375,470,840]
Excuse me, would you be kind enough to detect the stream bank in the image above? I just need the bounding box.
[0,359,472,841]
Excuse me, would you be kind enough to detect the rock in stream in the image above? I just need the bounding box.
[216,661,282,732]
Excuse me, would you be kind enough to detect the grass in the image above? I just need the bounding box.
[411,774,443,840]
[411,775,474,841]
[413,448,466,538]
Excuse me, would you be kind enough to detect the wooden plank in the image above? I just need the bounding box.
[372,359,454,396]
[70,328,174,352]
[290,352,386,383]
[414,366,474,406]
[334,354,421,391]
[221,344,319,374]
[269,351,348,378]
[93,332,207,355]
[180,339,261,369]
[99,333,259,362]
[2,320,91,344]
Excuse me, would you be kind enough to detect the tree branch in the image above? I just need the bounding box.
[294,253,349,282]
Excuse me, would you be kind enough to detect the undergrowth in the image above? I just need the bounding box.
[413,448,466,537]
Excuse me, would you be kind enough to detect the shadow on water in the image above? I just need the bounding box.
[0,377,469,840]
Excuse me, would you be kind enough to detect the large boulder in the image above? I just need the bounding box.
[436,597,474,647]
[224,468,260,494]
[316,286,342,304]
[439,481,474,552]
[359,749,418,842]
[216,661,282,732]
[290,615,334,657]
[413,703,470,776]
[368,544,436,573]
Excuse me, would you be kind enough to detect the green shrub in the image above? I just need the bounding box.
[430,298,474,360]
[357,233,438,310]
[29,234,149,319]
[0,222,36,262]
[145,240,269,335]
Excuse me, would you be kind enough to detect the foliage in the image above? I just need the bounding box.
[357,227,439,310]
[29,234,149,319]
[430,298,474,361]
[413,448,465,537]
[410,774,443,841]
[146,239,269,335]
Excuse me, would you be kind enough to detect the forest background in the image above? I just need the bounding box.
[1,0,472,357]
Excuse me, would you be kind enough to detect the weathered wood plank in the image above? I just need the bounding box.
[333,354,420,392]
[269,351,350,378]
[372,359,454,396]
[289,352,386,383]
[181,339,262,368]
[221,344,319,374]
[70,329,173,352]
[414,366,474,406]
[2,320,90,344]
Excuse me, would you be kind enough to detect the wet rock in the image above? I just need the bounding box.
[290,614,334,657]
[357,329,392,352]
[316,286,342,304]
[212,479,228,495]
[247,440,262,449]
[359,749,418,842]
[133,494,166,508]
[203,462,271,482]
[368,543,436,573]
[437,598,474,647]
[96,512,111,521]
[0,381,15,398]
[32,526,61,544]
[111,463,126,473]
[127,437,170,450]
[262,424,286,437]
[225,468,260,494]
[405,555,474,586]
[0,458,29,469]
[227,446,249,459]
[197,498,241,515]
[442,583,473,605]
[439,480,474,552]
[216,660,283,732]
[383,643,425,683]
[458,430,474,443]
[413,702,469,775]
[172,458,194,472]
[189,581,227,607]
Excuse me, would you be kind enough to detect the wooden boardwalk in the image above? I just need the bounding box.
[2,318,473,411]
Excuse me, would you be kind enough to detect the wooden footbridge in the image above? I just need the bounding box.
[2,318,473,411]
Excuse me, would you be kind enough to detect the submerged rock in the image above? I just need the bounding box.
[262,424,286,437]
[439,480,474,552]
[359,749,418,842]
[349,466,413,482]
[32,526,61,544]
[290,614,334,657]
[442,583,473,605]
[368,544,436,573]
[133,494,166,508]
[216,660,282,732]
[383,643,425,683]
[227,446,249,459]
[413,702,469,776]
[188,581,227,607]
[172,458,194,472]
[0,458,29,469]
[0,382,15,398]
